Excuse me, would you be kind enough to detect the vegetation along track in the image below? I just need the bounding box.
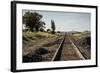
[52,33,86,61]
[23,32,88,62]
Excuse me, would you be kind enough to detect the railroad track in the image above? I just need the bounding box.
[52,33,86,61]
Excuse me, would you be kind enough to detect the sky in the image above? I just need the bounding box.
[23,10,91,32]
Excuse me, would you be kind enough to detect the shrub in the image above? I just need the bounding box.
[57,31,60,33]
[40,28,45,32]
[23,36,29,41]
[47,29,51,32]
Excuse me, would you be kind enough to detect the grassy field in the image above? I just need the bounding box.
[23,31,56,48]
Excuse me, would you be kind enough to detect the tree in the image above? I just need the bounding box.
[51,20,56,34]
[23,11,45,32]
[35,21,45,32]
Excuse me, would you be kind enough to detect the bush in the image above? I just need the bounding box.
[85,37,91,45]
[23,29,29,32]
[23,36,29,41]
[80,36,91,46]
[47,29,51,32]
[40,28,45,32]
[51,31,55,34]
[57,31,60,33]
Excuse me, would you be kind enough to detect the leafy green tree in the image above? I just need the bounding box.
[23,11,45,32]
[51,20,56,34]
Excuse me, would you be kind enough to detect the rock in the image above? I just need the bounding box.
[23,54,44,62]
[32,54,43,62]
[34,47,50,55]
[23,54,33,62]
[23,47,50,62]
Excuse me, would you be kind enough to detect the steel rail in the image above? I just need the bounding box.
[51,33,86,61]
[51,33,66,61]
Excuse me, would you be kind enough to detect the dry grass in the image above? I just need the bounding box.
[22,31,65,62]
[69,32,91,59]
